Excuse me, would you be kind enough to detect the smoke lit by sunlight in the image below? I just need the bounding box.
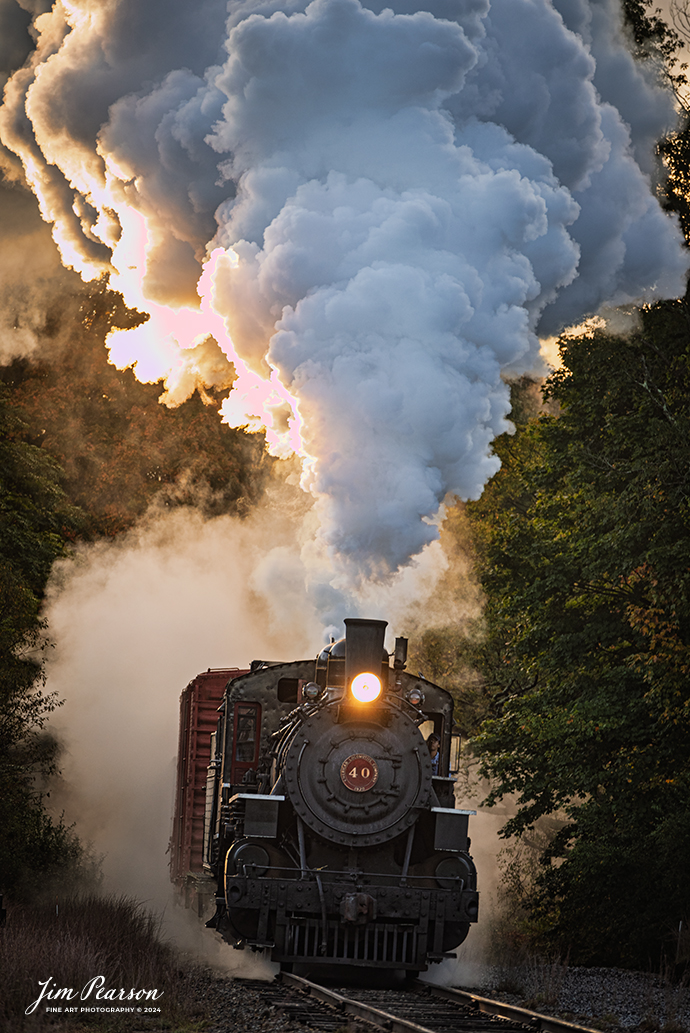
[2,0,688,581]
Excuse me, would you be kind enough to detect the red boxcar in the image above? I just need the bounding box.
[170,667,248,912]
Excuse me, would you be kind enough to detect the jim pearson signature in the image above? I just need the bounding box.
[26,976,164,1014]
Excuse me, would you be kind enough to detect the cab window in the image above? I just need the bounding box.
[231,702,261,783]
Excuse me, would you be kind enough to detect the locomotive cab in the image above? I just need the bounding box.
[172,618,479,979]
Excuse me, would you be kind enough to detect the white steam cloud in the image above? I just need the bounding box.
[42,489,463,904]
[43,504,318,906]
[0,0,688,582]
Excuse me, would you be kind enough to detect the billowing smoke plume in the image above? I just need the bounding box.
[0,0,687,582]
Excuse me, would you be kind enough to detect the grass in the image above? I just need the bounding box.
[0,894,202,1031]
[522,955,570,1010]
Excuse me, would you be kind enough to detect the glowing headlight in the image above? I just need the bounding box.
[350,672,382,703]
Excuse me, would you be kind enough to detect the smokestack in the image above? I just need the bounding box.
[344,618,387,685]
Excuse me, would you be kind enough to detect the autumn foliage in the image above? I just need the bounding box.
[1,280,270,537]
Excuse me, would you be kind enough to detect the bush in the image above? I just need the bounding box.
[0,895,195,1030]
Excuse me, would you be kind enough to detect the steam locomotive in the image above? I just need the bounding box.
[171,618,478,978]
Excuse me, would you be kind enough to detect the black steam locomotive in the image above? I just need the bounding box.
[193,618,478,977]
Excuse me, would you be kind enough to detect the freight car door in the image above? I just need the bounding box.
[230,702,261,785]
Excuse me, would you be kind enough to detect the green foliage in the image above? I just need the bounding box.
[0,388,93,900]
[0,384,74,733]
[467,303,690,966]
[0,751,96,904]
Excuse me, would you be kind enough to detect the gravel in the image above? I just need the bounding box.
[182,970,371,1033]
[178,964,690,1033]
[472,963,690,1031]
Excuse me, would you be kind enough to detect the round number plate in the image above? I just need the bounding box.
[340,754,379,792]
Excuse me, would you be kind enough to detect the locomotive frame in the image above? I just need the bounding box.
[171,618,479,977]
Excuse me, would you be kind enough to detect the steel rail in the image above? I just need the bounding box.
[417,981,601,1033]
[279,971,601,1033]
[279,972,437,1033]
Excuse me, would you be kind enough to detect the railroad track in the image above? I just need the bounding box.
[274,971,601,1033]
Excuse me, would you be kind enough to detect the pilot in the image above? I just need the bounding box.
[427,733,440,776]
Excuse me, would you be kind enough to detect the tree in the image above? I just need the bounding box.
[0,273,276,898]
[1,279,271,537]
[0,388,90,899]
[467,303,690,966]
[459,0,690,965]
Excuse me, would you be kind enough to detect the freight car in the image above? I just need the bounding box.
[170,618,478,978]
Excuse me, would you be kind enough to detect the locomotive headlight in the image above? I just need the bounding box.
[303,681,322,700]
[350,672,382,703]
